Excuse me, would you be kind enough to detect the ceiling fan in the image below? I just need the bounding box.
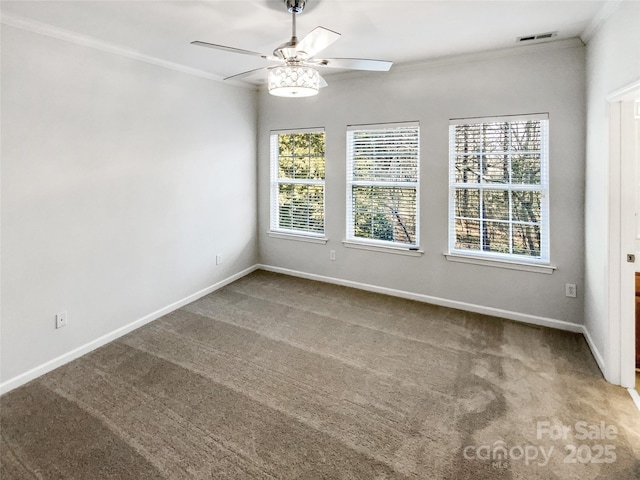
[191,0,392,97]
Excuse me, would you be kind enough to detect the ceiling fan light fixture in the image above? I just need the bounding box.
[285,0,306,14]
[193,0,392,95]
[268,65,319,97]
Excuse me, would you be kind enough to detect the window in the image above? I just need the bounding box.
[448,114,549,264]
[346,122,420,248]
[270,129,325,236]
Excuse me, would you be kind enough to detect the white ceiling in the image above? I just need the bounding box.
[1,0,610,84]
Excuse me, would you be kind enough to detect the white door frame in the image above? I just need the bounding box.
[606,80,639,388]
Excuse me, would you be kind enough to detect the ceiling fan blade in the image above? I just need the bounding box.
[191,41,271,59]
[312,58,393,72]
[224,67,269,81]
[296,26,341,59]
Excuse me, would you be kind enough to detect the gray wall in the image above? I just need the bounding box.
[258,41,586,325]
[1,26,259,384]
[1,23,597,390]
[584,1,640,369]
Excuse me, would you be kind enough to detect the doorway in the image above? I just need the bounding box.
[607,81,640,395]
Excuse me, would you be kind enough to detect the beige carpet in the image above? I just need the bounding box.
[2,270,639,479]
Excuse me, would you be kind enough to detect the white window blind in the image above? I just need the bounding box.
[346,122,420,248]
[448,114,549,263]
[270,128,325,236]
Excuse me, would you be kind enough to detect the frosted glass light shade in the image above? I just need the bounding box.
[268,65,319,97]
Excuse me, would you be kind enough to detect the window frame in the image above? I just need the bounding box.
[447,113,551,267]
[345,121,421,250]
[269,128,326,239]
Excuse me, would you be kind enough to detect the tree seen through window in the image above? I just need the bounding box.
[270,131,325,235]
[450,116,549,261]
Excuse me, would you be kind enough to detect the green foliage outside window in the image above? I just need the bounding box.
[352,186,416,244]
[347,125,420,246]
[275,132,325,234]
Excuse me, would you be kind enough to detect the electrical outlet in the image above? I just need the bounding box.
[330,250,336,261]
[55,311,68,329]
[216,254,222,265]
[565,283,577,298]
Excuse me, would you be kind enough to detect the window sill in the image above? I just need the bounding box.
[343,241,424,257]
[444,253,556,274]
[268,231,328,244]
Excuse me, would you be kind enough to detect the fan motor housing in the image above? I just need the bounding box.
[285,0,306,14]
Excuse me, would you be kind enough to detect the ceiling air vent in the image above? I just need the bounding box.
[517,31,558,43]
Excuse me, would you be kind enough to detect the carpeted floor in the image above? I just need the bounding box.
[2,270,639,479]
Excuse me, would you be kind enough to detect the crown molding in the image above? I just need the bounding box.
[290,37,585,90]
[580,0,622,44]
[1,10,589,94]
[390,37,585,74]
[0,12,255,89]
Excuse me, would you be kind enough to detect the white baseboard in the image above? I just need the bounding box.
[257,264,584,333]
[580,323,606,378]
[627,388,640,413]
[2,264,607,397]
[259,265,617,377]
[0,265,259,396]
